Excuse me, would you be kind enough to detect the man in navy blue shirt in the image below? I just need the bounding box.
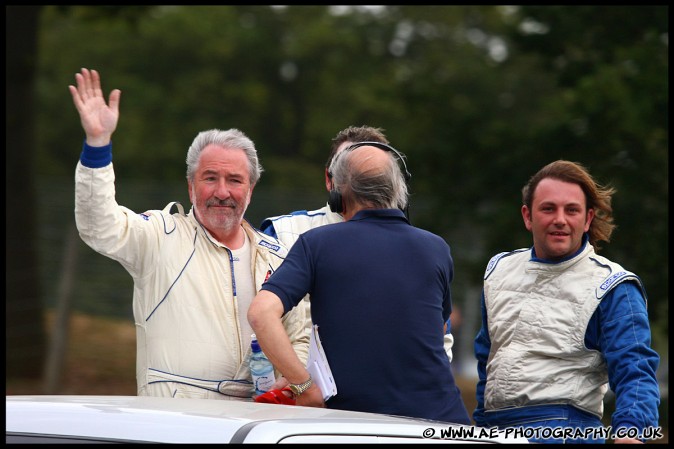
[248,142,470,424]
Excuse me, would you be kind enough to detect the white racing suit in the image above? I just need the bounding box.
[75,162,309,400]
[481,243,644,417]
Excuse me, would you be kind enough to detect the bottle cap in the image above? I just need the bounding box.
[251,334,261,352]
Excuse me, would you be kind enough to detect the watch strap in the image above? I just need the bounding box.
[288,375,313,397]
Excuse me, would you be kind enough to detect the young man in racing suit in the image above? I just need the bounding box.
[474,160,660,443]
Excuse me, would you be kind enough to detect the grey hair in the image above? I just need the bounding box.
[329,145,408,210]
[185,128,263,184]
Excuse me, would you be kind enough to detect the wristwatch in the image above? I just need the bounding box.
[288,375,313,397]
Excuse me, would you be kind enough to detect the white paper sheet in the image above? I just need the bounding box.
[307,324,337,401]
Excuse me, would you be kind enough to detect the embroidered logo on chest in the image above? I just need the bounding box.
[258,240,280,252]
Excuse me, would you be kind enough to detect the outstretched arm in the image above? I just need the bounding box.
[68,68,121,147]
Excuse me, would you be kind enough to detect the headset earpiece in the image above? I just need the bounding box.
[327,171,343,213]
[328,189,343,213]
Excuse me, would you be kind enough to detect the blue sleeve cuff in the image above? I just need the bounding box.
[80,140,113,168]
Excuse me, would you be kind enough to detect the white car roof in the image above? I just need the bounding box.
[6,395,527,444]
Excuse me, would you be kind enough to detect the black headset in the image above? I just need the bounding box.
[328,141,412,219]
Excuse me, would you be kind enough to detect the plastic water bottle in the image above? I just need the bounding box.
[250,334,276,396]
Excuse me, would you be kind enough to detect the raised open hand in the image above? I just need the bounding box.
[68,68,121,147]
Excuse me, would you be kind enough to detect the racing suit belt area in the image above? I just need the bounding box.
[75,162,309,400]
[483,243,640,418]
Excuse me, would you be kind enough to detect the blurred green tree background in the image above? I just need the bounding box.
[6,5,668,429]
